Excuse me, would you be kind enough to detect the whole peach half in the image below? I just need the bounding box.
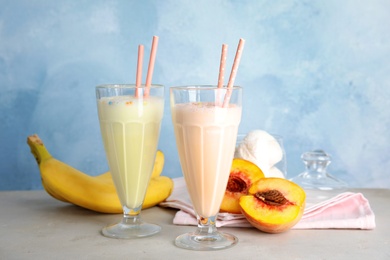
[239,177,306,233]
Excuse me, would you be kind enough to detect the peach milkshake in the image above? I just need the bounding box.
[170,85,242,251]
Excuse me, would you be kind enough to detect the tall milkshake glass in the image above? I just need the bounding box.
[96,84,164,239]
[170,85,242,250]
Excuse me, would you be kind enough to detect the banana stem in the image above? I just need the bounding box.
[27,134,52,164]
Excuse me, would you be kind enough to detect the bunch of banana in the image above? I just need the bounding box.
[27,134,173,213]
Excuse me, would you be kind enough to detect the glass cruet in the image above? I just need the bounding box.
[290,150,348,204]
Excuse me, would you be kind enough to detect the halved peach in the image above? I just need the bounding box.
[220,158,264,214]
[239,178,306,233]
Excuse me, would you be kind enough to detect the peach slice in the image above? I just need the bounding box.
[220,158,265,214]
[239,178,306,233]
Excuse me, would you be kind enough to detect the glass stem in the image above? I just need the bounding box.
[196,215,218,237]
[122,205,143,226]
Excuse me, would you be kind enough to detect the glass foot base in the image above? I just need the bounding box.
[175,231,238,251]
[102,221,161,239]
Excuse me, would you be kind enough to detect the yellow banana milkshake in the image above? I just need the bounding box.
[95,36,162,239]
[98,95,164,209]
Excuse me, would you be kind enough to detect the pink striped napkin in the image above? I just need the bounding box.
[159,177,376,230]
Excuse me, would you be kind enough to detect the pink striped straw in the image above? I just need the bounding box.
[145,36,159,96]
[217,44,228,89]
[135,44,144,97]
[223,38,245,107]
[227,38,245,89]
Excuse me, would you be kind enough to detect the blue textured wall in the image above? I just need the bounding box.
[1,0,389,190]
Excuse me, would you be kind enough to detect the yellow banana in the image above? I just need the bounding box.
[41,178,69,203]
[151,150,164,178]
[27,134,173,213]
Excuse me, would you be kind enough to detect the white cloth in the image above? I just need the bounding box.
[159,177,376,230]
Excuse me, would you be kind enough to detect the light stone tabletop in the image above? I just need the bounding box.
[0,189,389,259]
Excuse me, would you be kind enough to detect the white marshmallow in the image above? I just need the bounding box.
[235,130,284,178]
[266,166,285,178]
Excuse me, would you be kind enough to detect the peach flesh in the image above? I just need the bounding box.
[239,178,306,233]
